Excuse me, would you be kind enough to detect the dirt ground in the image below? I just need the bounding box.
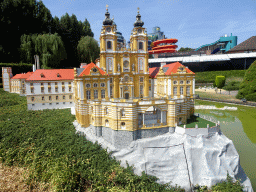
[195,88,239,96]
[0,163,50,192]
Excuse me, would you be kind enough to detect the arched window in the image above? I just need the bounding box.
[105,119,109,127]
[139,42,143,50]
[121,108,125,116]
[105,107,108,115]
[107,41,112,49]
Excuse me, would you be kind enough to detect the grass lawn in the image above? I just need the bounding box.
[180,115,216,128]
[195,91,239,102]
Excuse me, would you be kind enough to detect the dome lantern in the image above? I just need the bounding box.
[134,7,144,27]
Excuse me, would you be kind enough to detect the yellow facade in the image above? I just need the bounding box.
[74,7,196,134]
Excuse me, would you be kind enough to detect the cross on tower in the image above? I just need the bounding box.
[106,4,109,11]
[137,7,140,13]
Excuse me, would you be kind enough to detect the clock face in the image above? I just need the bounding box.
[93,68,97,72]
[106,27,111,32]
[138,29,142,33]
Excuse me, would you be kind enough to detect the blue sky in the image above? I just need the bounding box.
[42,0,256,49]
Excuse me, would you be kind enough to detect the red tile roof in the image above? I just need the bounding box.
[78,62,106,77]
[149,67,160,78]
[20,72,33,79]
[11,74,24,79]
[26,69,74,81]
[163,62,195,75]
[149,62,195,78]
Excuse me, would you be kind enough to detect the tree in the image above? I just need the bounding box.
[178,47,194,52]
[77,36,100,64]
[0,0,53,63]
[215,76,226,94]
[20,33,67,69]
[236,60,256,101]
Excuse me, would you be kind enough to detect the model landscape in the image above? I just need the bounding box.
[1,1,256,191]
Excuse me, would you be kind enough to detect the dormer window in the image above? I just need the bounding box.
[107,41,112,49]
[92,68,97,72]
[57,73,61,77]
[40,73,44,78]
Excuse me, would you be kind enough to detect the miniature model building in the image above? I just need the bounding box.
[25,69,74,110]
[10,72,33,96]
[74,7,196,148]
[2,67,13,92]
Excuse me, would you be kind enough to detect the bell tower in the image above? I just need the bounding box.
[129,8,149,98]
[100,5,118,74]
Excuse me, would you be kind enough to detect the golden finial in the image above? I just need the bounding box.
[106,4,109,11]
[137,7,140,13]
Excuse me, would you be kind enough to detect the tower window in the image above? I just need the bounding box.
[107,41,112,49]
[139,42,143,50]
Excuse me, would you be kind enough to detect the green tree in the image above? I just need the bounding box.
[77,36,100,64]
[20,33,67,69]
[236,60,256,101]
[0,0,53,63]
[178,47,194,52]
[215,76,226,94]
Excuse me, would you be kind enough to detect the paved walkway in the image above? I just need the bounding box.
[195,88,238,96]
[195,105,237,110]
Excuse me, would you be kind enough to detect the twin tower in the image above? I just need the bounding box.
[99,6,149,99]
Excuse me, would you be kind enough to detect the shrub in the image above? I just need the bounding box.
[236,60,256,101]
[215,76,226,89]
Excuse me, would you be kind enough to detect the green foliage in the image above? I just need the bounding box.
[178,47,194,52]
[215,76,226,89]
[77,36,100,64]
[20,33,67,69]
[0,63,33,75]
[195,70,245,84]
[0,0,53,63]
[0,88,184,191]
[236,60,256,101]
[223,81,241,94]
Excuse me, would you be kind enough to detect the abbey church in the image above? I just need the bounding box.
[73,6,196,148]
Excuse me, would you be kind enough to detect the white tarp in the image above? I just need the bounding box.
[74,121,253,192]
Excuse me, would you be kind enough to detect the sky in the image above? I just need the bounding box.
[42,0,256,49]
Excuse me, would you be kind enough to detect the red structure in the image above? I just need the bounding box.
[149,39,178,54]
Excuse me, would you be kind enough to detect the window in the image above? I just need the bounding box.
[62,82,64,85]
[105,119,109,127]
[22,84,25,88]
[41,87,44,93]
[48,83,50,86]
[186,86,190,95]
[63,102,65,104]
[49,96,52,101]
[121,109,125,116]
[56,102,59,105]
[31,97,34,102]
[48,87,51,93]
[173,81,177,84]
[110,78,113,84]
[31,87,34,93]
[123,60,129,68]
[180,87,184,95]
[23,90,25,93]
[93,83,98,88]
[42,103,45,105]
[69,95,72,99]
[69,82,71,85]
[32,104,35,106]
[180,81,183,84]
[30,83,33,86]
[149,86,151,91]
[70,102,72,104]
[101,89,105,98]
[49,103,52,105]
[140,77,143,82]
[69,87,71,92]
[140,85,143,95]
[42,96,44,101]
[63,95,65,100]
[86,84,90,88]
[110,86,113,98]
[56,96,58,100]
[94,90,98,99]
[101,83,105,87]
[55,87,58,92]
[41,83,43,86]
[62,87,65,92]
[107,41,112,49]
[139,42,143,50]
[55,82,57,85]
[173,87,177,96]
[186,80,190,84]
[86,90,91,100]
[105,107,108,115]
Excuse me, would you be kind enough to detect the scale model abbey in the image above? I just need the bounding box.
[2,6,196,148]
